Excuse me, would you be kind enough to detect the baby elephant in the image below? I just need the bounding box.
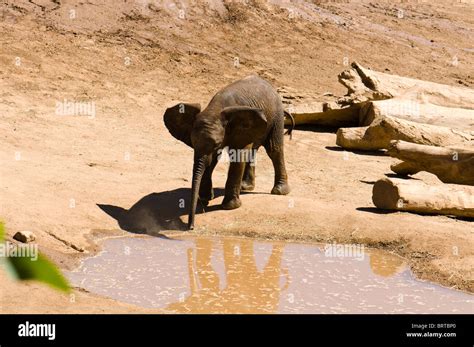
[164,75,290,230]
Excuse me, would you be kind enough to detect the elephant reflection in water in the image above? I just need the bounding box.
[369,251,405,277]
[166,238,289,313]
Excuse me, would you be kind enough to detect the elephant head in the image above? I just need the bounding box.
[164,103,267,230]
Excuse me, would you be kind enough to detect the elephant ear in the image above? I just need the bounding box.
[221,106,267,148]
[163,103,201,147]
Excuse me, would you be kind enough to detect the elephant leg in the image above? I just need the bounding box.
[199,155,218,206]
[264,128,290,196]
[222,159,245,210]
[241,162,255,191]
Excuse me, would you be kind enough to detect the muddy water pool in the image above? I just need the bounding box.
[66,235,473,313]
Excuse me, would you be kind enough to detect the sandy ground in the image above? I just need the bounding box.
[0,0,473,313]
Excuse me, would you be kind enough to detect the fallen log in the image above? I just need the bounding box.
[387,140,474,185]
[339,62,474,109]
[284,102,360,127]
[336,115,473,151]
[372,177,474,218]
[359,99,474,131]
[282,62,474,129]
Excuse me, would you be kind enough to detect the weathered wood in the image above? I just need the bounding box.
[387,140,474,185]
[336,115,473,151]
[283,62,474,130]
[340,62,474,109]
[372,177,474,218]
[284,103,360,127]
[359,99,474,131]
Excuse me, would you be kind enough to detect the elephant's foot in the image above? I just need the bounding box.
[199,188,214,206]
[222,196,242,210]
[271,182,290,195]
[240,181,255,192]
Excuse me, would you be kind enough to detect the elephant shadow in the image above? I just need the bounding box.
[97,187,226,237]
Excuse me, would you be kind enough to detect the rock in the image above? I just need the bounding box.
[13,231,36,243]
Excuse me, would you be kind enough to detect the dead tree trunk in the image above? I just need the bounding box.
[282,62,474,129]
[372,177,474,218]
[339,62,474,109]
[359,99,474,131]
[284,103,360,127]
[336,115,473,151]
[387,140,474,185]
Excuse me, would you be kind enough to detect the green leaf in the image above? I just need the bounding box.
[7,253,70,292]
[0,221,70,292]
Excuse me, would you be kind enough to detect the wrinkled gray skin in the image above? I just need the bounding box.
[164,75,290,230]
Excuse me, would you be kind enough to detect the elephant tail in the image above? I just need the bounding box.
[284,110,295,140]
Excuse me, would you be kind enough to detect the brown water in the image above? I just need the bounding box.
[67,235,473,313]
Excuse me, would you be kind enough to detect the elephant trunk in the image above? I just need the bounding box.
[188,155,207,230]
